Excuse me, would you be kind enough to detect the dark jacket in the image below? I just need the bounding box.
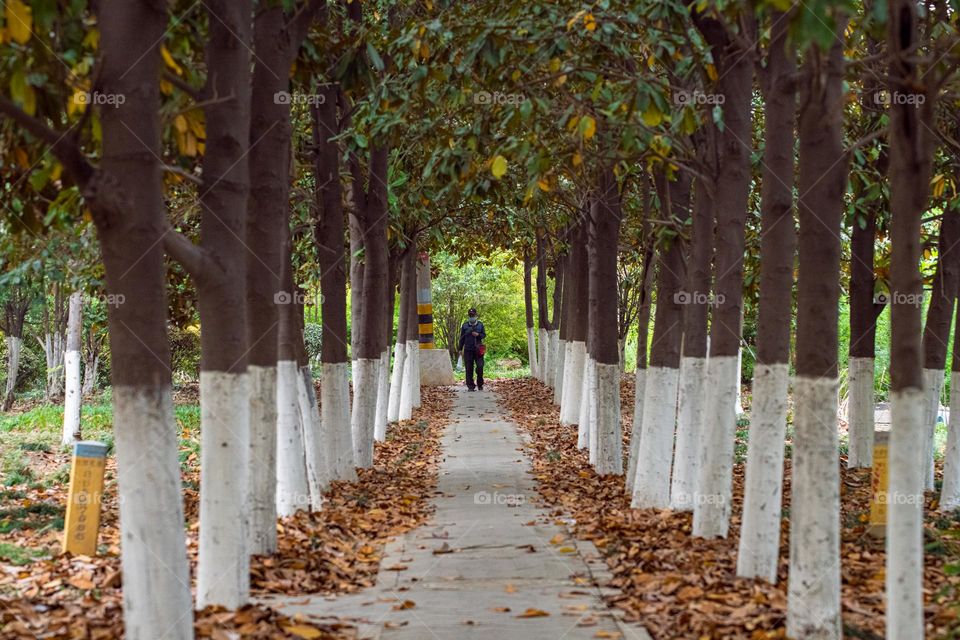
[458,318,486,351]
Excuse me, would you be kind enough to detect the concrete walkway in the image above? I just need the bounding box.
[263,387,651,639]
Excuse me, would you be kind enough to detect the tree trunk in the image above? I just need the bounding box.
[549,256,564,391]
[312,84,355,482]
[82,330,103,396]
[588,167,623,475]
[671,131,716,512]
[920,212,960,489]
[560,217,589,426]
[399,249,420,419]
[554,244,572,406]
[737,12,796,583]
[350,148,389,468]
[885,1,936,635]
[374,254,398,441]
[848,208,881,467]
[294,295,327,512]
[96,1,193,634]
[388,247,411,424]
[786,31,846,640]
[578,209,595,452]
[62,291,82,445]
[632,169,690,509]
[536,232,550,384]
[691,13,754,539]
[626,232,657,492]
[523,249,539,378]
[3,336,22,411]
[942,307,960,509]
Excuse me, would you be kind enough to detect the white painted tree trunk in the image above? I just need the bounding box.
[82,354,99,396]
[527,327,539,379]
[410,342,421,408]
[593,362,622,475]
[4,336,22,405]
[922,367,943,491]
[62,349,82,445]
[846,356,875,467]
[735,345,744,415]
[560,341,585,425]
[373,349,390,441]
[538,328,548,383]
[399,340,418,421]
[62,291,82,446]
[387,340,406,423]
[351,357,380,468]
[786,375,841,640]
[113,385,192,639]
[886,387,925,639]
[671,357,707,511]
[247,364,277,554]
[737,362,789,582]
[942,370,960,510]
[626,367,647,493]
[578,356,593,451]
[553,338,567,406]
[546,330,560,390]
[40,331,65,400]
[276,360,309,516]
[631,366,679,509]
[297,365,327,511]
[692,356,740,538]
[321,361,355,481]
[198,371,250,608]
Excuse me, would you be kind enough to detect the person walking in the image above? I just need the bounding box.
[458,308,486,391]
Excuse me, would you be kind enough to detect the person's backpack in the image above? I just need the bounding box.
[478,343,486,356]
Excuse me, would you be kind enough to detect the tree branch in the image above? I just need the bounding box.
[163,228,209,282]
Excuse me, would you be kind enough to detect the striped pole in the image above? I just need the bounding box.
[416,252,435,349]
[62,440,109,556]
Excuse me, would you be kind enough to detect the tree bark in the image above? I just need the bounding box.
[523,249,539,379]
[560,214,589,425]
[536,232,550,383]
[399,247,420,420]
[786,29,847,640]
[737,12,796,583]
[552,249,568,406]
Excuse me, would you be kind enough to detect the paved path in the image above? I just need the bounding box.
[263,387,651,640]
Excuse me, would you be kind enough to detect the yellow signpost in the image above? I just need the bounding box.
[62,441,108,556]
[868,431,889,538]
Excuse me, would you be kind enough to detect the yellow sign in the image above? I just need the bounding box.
[868,431,889,537]
[62,441,108,556]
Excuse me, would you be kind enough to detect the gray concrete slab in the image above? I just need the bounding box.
[261,387,652,640]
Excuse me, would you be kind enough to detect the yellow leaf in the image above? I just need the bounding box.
[705,63,718,82]
[282,625,323,639]
[567,10,586,30]
[160,79,173,96]
[537,178,551,192]
[9,71,36,116]
[6,0,32,45]
[174,114,188,134]
[161,45,183,76]
[572,152,582,167]
[517,608,550,618]
[549,57,561,73]
[68,89,88,117]
[579,115,596,140]
[642,103,663,127]
[491,155,508,179]
[583,13,596,31]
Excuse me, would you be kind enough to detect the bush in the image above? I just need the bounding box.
[0,339,46,396]
[169,325,200,382]
[304,322,322,361]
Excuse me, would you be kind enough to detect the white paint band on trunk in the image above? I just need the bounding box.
[922,367,943,491]
[410,340,421,408]
[113,385,193,638]
[593,362,622,475]
[387,341,406,423]
[553,338,567,406]
[538,328,548,383]
[785,375,841,640]
[374,349,391,441]
[578,356,593,451]
[631,365,679,509]
[942,370,960,510]
[526,327,538,379]
[276,360,309,517]
[692,355,739,538]
[626,367,647,493]
[322,361,355,482]
[4,335,22,401]
[670,357,707,511]
[298,365,327,511]
[736,362,789,583]
[198,370,251,608]
[560,341,585,425]
[399,340,418,421]
[247,364,278,555]
[886,386,925,640]
[62,349,82,445]
[546,330,560,390]
[846,357,875,468]
[351,357,381,468]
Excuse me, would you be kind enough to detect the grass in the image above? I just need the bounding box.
[0,541,50,565]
